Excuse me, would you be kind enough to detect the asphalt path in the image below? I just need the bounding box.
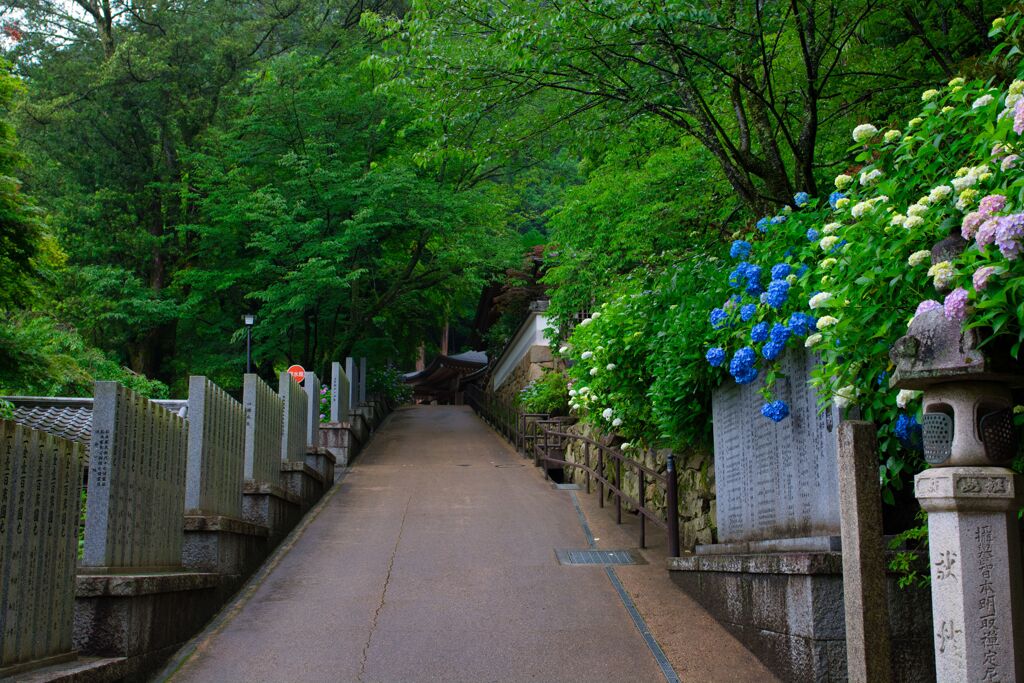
[166,405,769,683]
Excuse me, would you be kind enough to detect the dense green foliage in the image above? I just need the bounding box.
[516,369,569,415]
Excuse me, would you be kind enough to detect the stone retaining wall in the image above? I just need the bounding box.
[559,422,716,549]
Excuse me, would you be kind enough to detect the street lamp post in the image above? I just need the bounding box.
[243,314,256,373]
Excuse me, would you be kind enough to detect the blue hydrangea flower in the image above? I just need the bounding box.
[756,217,770,232]
[740,303,757,321]
[730,240,752,259]
[806,228,819,241]
[770,215,787,225]
[744,265,762,295]
[876,371,888,387]
[766,279,790,309]
[710,308,729,329]
[705,347,726,367]
[787,312,813,336]
[762,340,785,361]
[770,263,791,280]
[796,264,809,277]
[729,347,758,384]
[793,192,810,208]
[761,400,790,422]
[894,413,922,450]
[829,191,846,209]
[769,323,791,345]
[751,322,770,343]
[728,267,743,288]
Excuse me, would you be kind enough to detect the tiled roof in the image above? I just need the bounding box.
[11,406,93,457]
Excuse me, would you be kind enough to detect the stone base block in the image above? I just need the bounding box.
[668,552,934,683]
[182,515,269,576]
[0,652,78,680]
[8,656,128,683]
[696,535,841,555]
[73,572,222,661]
[304,447,336,487]
[319,422,361,467]
[242,481,302,545]
[280,461,324,510]
[349,412,370,443]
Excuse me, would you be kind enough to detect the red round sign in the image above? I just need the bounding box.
[286,365,305,384]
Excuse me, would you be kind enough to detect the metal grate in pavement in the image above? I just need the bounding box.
[552,483,580,490]
[555,548,647,566]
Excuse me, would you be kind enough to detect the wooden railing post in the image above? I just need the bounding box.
[666,452,680,557]
[584,441,591,495]
[639,469,646,549]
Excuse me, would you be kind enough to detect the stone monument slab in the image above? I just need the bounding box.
[330,362,350,423]
[279,372,307,463]
[243,374,283,486]
[185,376,245,518]
[707,348,842,549]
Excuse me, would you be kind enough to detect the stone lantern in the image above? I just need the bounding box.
[890,307,1024,682]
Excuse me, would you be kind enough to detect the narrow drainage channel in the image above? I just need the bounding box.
[566,490,681,683]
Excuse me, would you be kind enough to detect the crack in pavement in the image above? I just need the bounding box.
[357,493,413,682]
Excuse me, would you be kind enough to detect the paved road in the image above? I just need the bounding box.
[169,405,672,683]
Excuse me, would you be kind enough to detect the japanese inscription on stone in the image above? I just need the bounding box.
[711,348,842,543]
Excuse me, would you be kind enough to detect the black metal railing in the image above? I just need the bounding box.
[465,384,681,556]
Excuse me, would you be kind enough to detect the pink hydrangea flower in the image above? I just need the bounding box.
[978,194,1007,215]
[914,300,942,317]
[961,211,985,240]
[977,218,1000,247]
[1015,99,1024,135]
[973,266,997,291]
[995,213,1024,260]
[943,288,970,322]
[1002,155,1020,172]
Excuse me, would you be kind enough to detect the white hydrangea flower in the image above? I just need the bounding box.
[928,261,956,289]
[578,387,591,395]
[559,345,569,354]
[602,408,613,420]
[820,258,837,269]
[896,389,921,410]
[1010,80,1024,96]
[941,106,955,114]
[589,368,599,376]
[612,417,623,428]
[890,214,907,227]
[903,215,924,229]
[820,235,840,251]
[805,333,823,348]
[907,203,928,217]
[884,129,902,143]
[928,185,953,203]
[833,385,857,409]
[581,351,593,360]
[908,250,931,267]
[620,442,631,451]
[921,89,940,101]
[859,169,884,186]
[948,77,965,87]
[606,363,616,371]
[809,292,832,309]
[835,197,850,210]
[823,222,841,234]
[850,202,870,218]
[956,188,979,211]
[816,316,839,329]
[852,124,878,143]
[579,318,592,327]
[973,94,995,109]
[1007,93,1022,109]
[908,117,924,128]
[834,174,853,189]
[786,274,798,285]
[568,389,577,397]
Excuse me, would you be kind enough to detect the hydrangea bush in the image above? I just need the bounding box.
[559,13,1024,506]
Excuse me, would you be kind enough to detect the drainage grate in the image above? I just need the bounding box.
[552,483,580,490]
[494,464,525,468]
[555,549,647,566]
